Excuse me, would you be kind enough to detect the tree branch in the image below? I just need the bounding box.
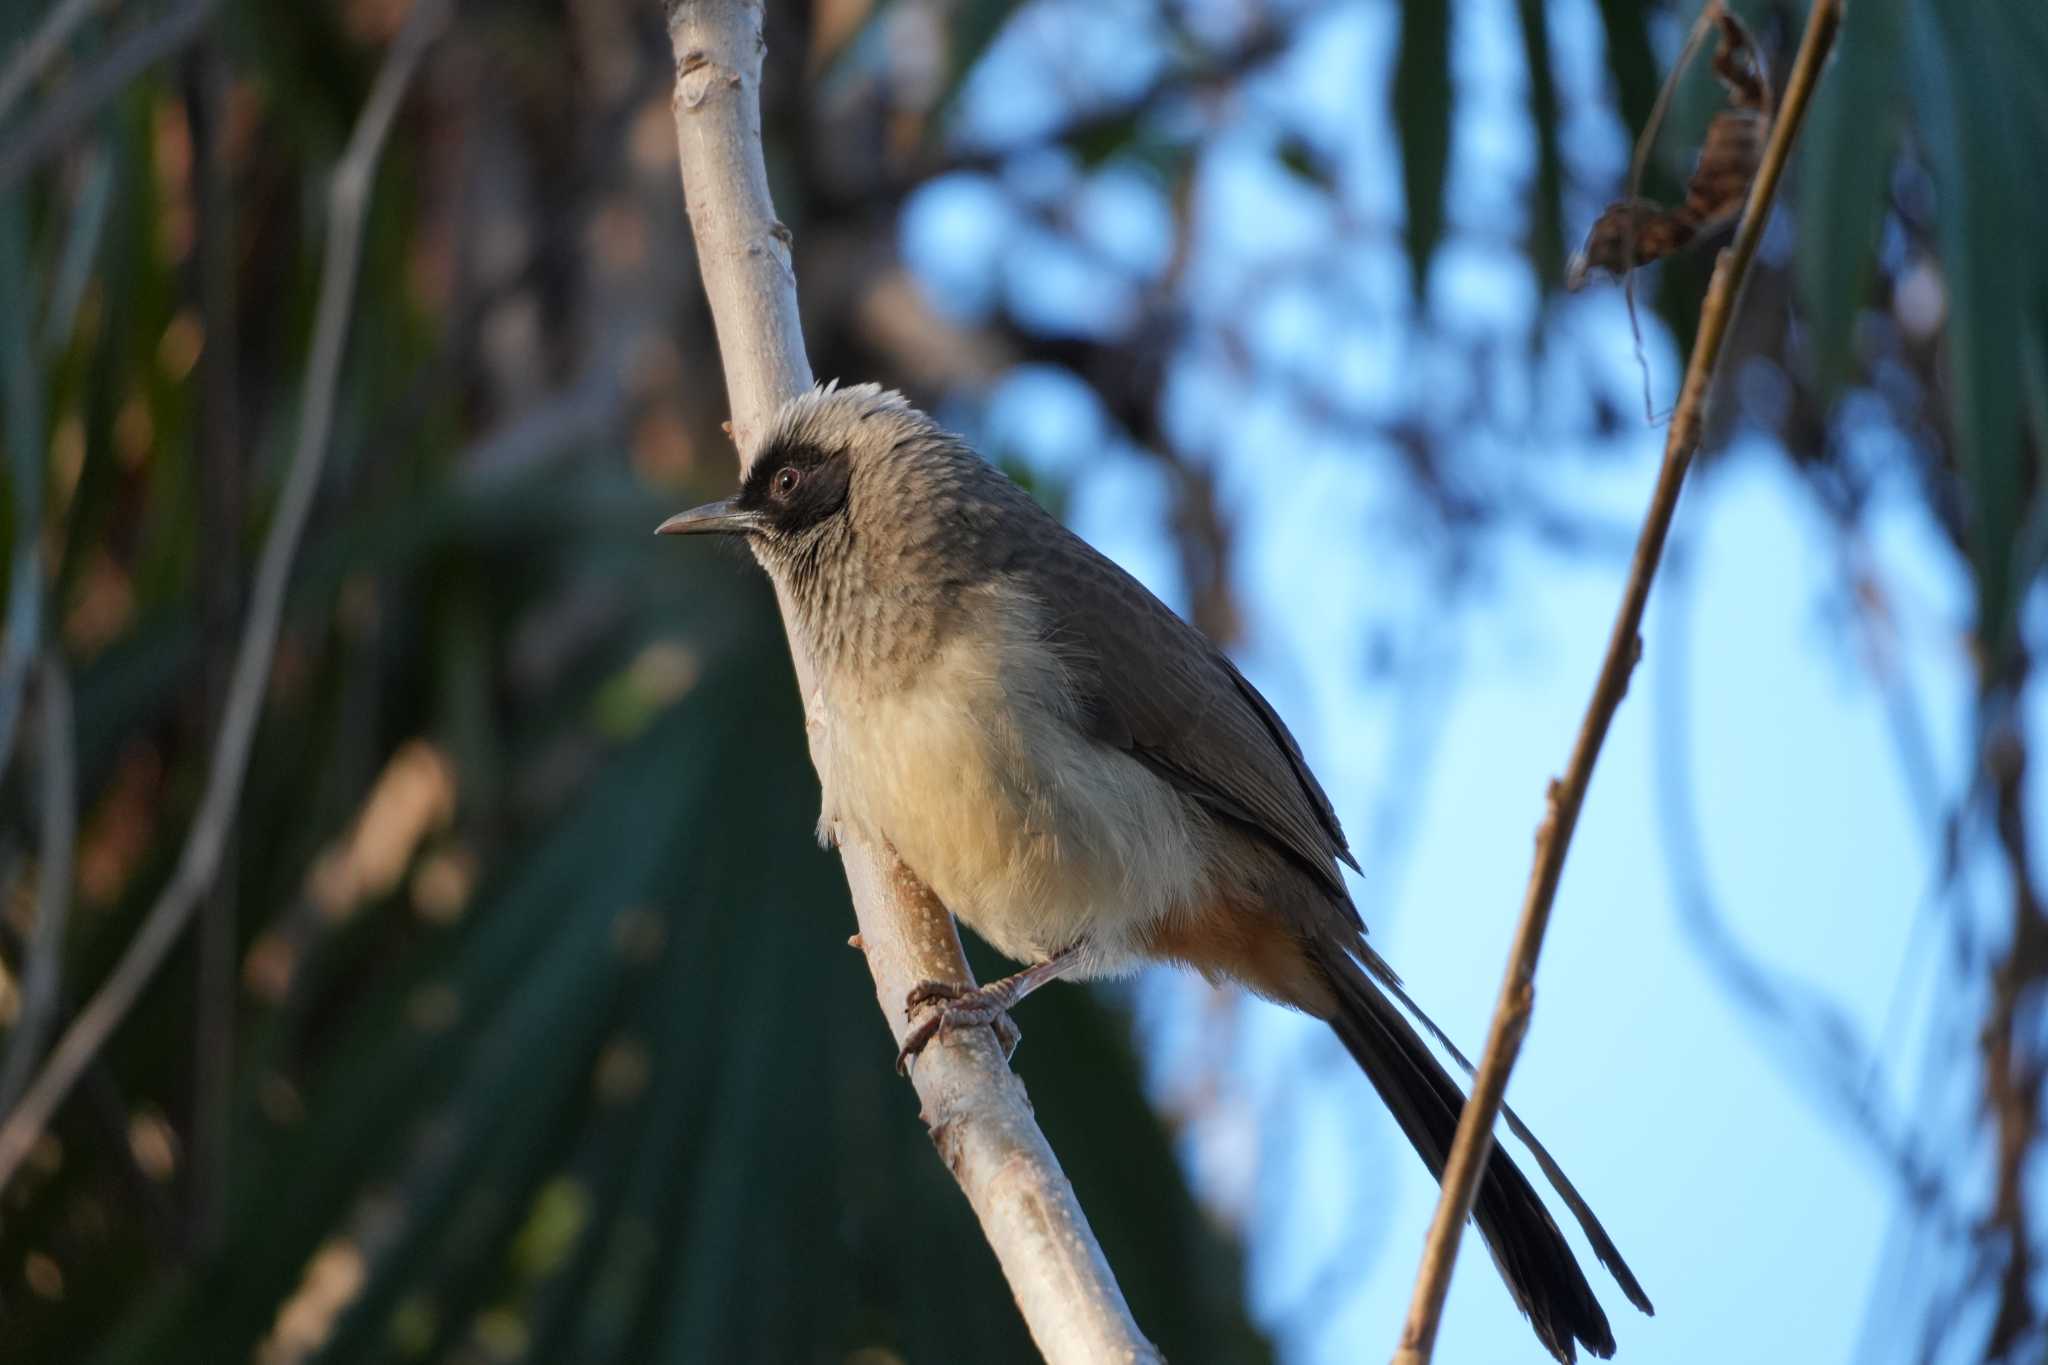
[0,0,452,1194]
[661,3,1157,1359]
[1390,3,1845,1360]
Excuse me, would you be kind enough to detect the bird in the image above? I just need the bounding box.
[658,381,1653,1361]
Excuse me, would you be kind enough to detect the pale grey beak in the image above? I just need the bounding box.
[655,499,762,536]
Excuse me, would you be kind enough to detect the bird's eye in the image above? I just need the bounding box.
[772,466,802,498]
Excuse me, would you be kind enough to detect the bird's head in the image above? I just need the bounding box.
[655,382,946,571]
[657,382,1032,677]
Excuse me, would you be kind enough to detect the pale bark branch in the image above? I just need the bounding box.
[0,0,452,1193]
[1390,2,1845,1361]
[661,3,1157,1359]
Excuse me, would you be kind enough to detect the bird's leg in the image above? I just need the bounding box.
[896,944,1087,1073]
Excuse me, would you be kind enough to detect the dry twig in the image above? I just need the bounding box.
[1389,3,1845,1361]
[0,0,452,1193]
[660,2,1157,1360]
[1567,6,1773,291]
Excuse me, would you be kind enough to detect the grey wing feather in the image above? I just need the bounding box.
[1009,521,1359,901]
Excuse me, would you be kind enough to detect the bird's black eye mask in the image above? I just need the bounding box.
[737,439,852,536]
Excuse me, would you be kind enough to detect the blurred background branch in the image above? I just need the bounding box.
[0,0,451,1192]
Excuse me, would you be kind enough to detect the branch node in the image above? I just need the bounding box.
[931,1115,969,1176]
[679,60,728,110]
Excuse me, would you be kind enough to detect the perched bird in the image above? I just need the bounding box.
[659,383,1652,1361]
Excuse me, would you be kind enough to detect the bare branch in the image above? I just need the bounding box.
[661,3,1158,1358]
[0,0,452,1194]
[1389,3,1846,1360]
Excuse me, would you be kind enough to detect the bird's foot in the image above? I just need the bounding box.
[895,979,1023,1074]
[892,947,1087,1075]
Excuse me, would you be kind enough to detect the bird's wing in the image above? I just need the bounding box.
[1013,526,1359,903]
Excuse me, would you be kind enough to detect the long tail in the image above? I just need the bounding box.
[1315,947,1617,1363]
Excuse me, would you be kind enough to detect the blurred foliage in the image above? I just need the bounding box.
[33,613,1264,1365]
[0,1,1271,1361]
[1,0,2045,1360]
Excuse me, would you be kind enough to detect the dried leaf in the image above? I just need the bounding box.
[1568,8,1773,290]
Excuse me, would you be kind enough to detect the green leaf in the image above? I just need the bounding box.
[1592,0,1657,157]
[1393,0,1452,303]
[1071,109,1144,169]
[1514,0,1566,293]
[935,0,1022,114]
[1798,0,1907,395]
[2016,326,2048,597]
[74,623,1274,1365]
[1995,2,2048,606]
[1911,0,2033,672]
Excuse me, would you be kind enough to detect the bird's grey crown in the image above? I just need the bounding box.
[749,380,923,474]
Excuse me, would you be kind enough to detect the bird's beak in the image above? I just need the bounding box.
[655,499,762,537]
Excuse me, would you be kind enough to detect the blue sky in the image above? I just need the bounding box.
[898,0,2006,1359]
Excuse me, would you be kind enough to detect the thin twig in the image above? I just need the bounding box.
[1389,2,1845,1361]
[0,0,220,194]
[0,657,76,1115]
[661,3,1158,1359]
[0,0,452,1194]
[0,913,183,1247]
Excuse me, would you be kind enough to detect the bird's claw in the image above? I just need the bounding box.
[895,979,1022,1073]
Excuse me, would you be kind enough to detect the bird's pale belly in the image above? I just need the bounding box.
[810,633,1210,975]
